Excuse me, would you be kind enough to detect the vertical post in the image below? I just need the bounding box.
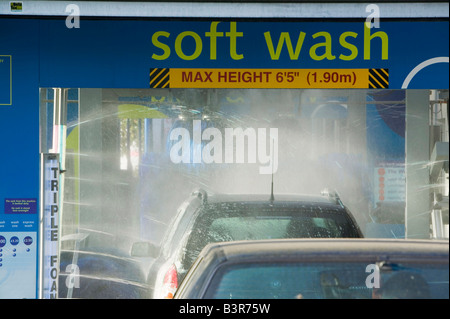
[345,90,368,232]
[405,90,430,239]
[78,89,103,232]
[144,118,153,155]
[347,90,367,161]
[52,88,67,259]
[431,204,444,239]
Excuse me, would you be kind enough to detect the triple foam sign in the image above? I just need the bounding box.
[150,68,389,89]
[40,154,60,299]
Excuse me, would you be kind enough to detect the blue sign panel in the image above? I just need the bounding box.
[0,55,11,105]
[0,231,38,299]
[0,12,448,299]
[5,199,37,215]
[34,19,449,89]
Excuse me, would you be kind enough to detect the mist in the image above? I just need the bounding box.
[54,87,378,298]
[131,88,372,246]
[60,88,373,246]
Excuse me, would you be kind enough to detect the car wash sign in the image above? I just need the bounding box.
[37,18,448,89]
[150,21,390,89]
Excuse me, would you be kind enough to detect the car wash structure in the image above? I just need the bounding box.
[0,1,448,299]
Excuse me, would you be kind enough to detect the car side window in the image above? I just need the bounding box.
[163,199,202,256]
[204,262,449,299]
[180,208,212,269]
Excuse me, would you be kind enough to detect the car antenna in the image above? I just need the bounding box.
[270,137,275,203]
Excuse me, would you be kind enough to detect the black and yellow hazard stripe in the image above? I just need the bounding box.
[150,68,170,88]
[369,68,389,89]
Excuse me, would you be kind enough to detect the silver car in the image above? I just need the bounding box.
[175,238,449,299]
[133,189,363,299]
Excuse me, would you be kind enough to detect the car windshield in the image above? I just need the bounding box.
[204,262,449,299]
[207,215,349,240]
[181,203,361,269]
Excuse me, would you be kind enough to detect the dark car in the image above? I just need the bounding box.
[59,249,150,299]
[132,188,363,298]
[174,238,449,299]
[58,232,150,299]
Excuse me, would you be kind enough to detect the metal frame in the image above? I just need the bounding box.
[1,1,448,18]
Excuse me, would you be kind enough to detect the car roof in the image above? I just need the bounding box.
[175,238,449,298]
[200,238,449,263]
[205,193,337,206]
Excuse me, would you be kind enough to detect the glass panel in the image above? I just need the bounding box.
[206,262,449,299]
[38,88,449,298]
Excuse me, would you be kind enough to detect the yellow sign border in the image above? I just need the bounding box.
[167,68,380,89]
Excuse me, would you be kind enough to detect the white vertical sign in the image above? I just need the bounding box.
[40,154,59,299]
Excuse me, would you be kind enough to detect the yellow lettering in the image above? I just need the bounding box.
[175,31,203,60]
[310,31,336,61]
[152,31,171,60]
[364,23,389,60]
[339,31,358,61]
[226,22,244,60]
[264,31,306,60]
[205,21,224,60]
